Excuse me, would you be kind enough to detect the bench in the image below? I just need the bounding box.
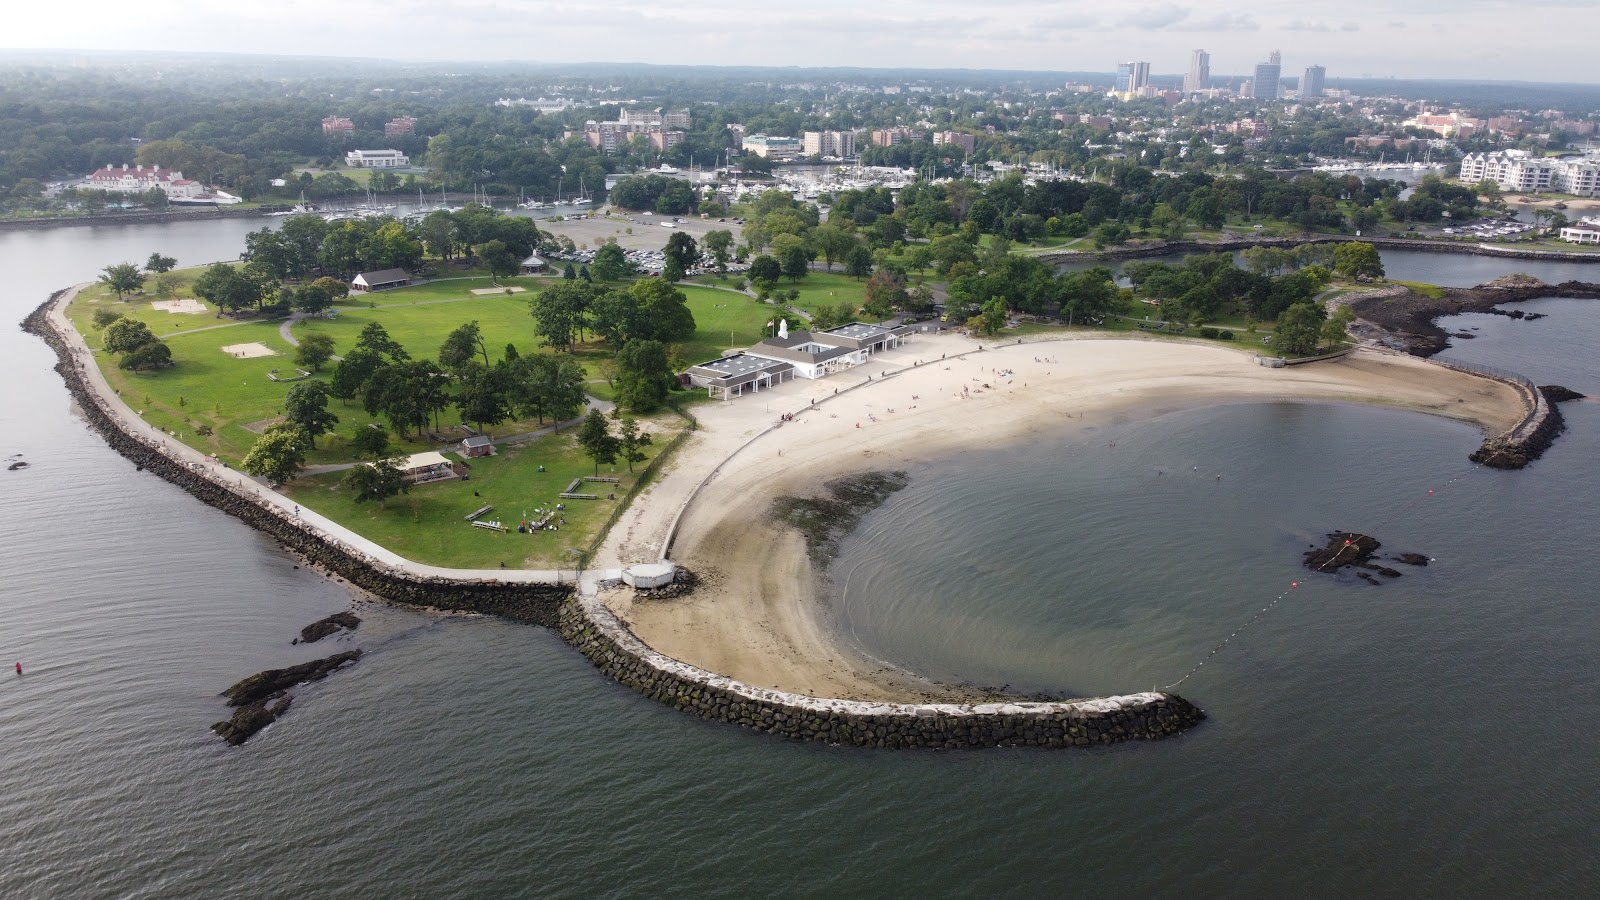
[581,476,621,484]
[464,504,494,522]
[559,492,600,500]
[472,520,507,532]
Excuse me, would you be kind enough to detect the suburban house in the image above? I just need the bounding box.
[684,321,912,399]
[345,149,410,168]
[80,164,206,199]
[460,435,495,458]
[394,452,458,484]
[350,269,411,292]
[520,253,548,274]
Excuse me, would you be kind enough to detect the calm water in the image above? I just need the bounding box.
[3,221,1599,897]
[1060,247,1600,289]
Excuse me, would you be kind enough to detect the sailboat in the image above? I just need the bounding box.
[570,174,592,207]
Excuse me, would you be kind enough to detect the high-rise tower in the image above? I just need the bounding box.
[1185,50,1210,93]
[1302,65,1326,99]
[1115,61,1151,95]
[1252,51,1282,100]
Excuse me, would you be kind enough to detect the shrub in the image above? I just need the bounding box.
[1220,331,1235,341]
[1199,327,1219,339]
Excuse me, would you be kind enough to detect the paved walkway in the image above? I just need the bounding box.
[48,283,583,586]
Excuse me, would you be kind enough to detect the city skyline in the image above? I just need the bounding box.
[4,0,1599,84]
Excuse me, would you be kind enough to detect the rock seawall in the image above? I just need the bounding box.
[26,290,1205,750]
[21,292,570,624]
[558,594,1204,748]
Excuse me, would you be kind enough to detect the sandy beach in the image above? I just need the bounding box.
[596,333,1528,702]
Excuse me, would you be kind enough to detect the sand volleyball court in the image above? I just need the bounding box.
[221,342,277,359]
[151,298,207,314]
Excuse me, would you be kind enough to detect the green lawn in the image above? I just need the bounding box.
[764,271,870,315]
[281,419,677,569]
[72,268,764,465]
[1390,280,1447,300]
[66,268,227,338]
[674,285,775,363]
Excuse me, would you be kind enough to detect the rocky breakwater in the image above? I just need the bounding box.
[558,594,1203,750]
[1468,384,1575,470]
[21,292,572,625]
[1348,275,1600,358]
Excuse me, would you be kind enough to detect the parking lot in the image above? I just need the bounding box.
[532,206,744,253]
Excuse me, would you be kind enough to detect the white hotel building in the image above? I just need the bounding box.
[345,149,411,168]
[1459,150,1600,197]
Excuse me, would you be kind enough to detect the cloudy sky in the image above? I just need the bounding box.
[9,0,1597,83]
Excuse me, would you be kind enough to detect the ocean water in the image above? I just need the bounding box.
[3,223,1599,896]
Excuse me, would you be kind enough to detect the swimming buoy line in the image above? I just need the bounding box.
[1160,444,1517,692]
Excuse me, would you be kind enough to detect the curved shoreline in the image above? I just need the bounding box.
[625,337,1533,707]
[25,286,1207,749]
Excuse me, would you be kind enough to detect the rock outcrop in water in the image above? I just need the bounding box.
[296,611,361,644]
[1304,533,1431,585]
[211,650,362,745]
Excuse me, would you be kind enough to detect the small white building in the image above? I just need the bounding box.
[351,269,411,292]
[1559,224,1600,245]
[395,451,458,484]
[345,149,411,169]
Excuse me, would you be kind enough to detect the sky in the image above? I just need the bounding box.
[7,0,1597,84]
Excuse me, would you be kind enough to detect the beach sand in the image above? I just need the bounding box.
[596,333,1528,702]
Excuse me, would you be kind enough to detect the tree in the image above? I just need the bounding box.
[663,231,701,274]
[343,457,409,508]
[703,229,734,273]
[779,244,813,282]
[576,408,620,475]
[863,268,908,318]
[509,354,587,428]
[98,262,146,302]
[292,333,336,373]
[627,278,696,344]
[529,281,593,351]
[1332,242,1385,281]
[1092,223,1130,248]
[350,423,391,460]
[1322,305,1356,347]
[144,253,177,274]
[241,424,308,485]
[617,416,652,473]
[283,381,340,448]
[102,318,157,354]
[748,254,781,287]
[844,243,874,279]
[193,262,259,316]
[811,225,856,272]
[977,296,1008,336]
[438,320,490,373]
[455,363,513,436]
[480,239,519,284]
[329,347,385,403]
[614,339,675,414]
[1274,302,1327,355]
[92,308,124,330]
[591,241,633,282]
[292,281,334,315]
[120,341,173,370]
[353,321,410,362]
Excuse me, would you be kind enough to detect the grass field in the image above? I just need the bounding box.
[281,416,678,569]
[1390,280,1447,299]
[70,268,765,465]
